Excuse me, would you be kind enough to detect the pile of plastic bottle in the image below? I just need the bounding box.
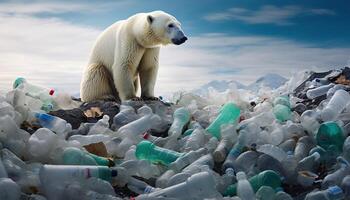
[1,73,350,200]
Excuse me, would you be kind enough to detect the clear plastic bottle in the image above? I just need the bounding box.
[306,83,335,99]
[112,105,138,130]
[33,112,72,138]
[297,152,321,172]
[222,143,244,171]
[0,177,21,200]
[320,89,350,122]
[236,171,255,200]
[305,186,344,200]
[136,172,221,200]
[294,136,315,161]
[213,124,237,162]
[257,144,288,162]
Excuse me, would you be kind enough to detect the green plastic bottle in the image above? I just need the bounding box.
[273,96,291,122]
[135,140,183,165]
[206,103,241,139]
[63,147,114,167]
[168,107,191,137]
[316,122,345,152]
[224,170,281,196]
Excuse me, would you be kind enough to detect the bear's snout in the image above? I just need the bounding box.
[172,36,187,45]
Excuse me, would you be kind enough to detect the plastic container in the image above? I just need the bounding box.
[213,124,237,162]
[224,170,281,196]
[305,186,344,200]
[34,112,72,138]
[62,147,114,167]
[135,140,183,165]
[136,172,221,200]
[206,103,240,139]
[320,89,350,122]
[273,96,291,122]
[236,171,255,200]
[316,122,345,152]
[306,83,335,99]
[13,77,55,111]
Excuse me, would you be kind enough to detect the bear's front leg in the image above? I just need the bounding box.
[139,48,160,101]
[113,65,138,101]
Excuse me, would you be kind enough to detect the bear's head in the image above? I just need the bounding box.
[146,11,187,46]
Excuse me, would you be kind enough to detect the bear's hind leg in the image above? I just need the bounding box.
[80,63,119,102]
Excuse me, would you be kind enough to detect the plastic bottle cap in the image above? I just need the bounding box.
[236,171,246,180]
[49,89,55,95]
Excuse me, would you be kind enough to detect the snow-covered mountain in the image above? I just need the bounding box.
[192,73,287,95]
[247,73,288,92]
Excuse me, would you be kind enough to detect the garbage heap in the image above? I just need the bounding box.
[1,67,350,200]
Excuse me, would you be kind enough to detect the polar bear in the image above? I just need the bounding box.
[80,11,187,102]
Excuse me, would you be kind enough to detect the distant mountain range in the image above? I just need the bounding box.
[192,73,288,95]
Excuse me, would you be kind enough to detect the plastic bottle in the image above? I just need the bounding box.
[182,128,208,152]
[127,177,157,194]
[255,186,275,200]
[33,112,72,138]
[341,175,350,198]
[320,89,350,122]
[213,124,237,162]
[163,107,191,149]
[300,110,321,134]
[120,159,160,179]
[112,105,138,130]
[279,138,296,152]
[275,190,293,200]
[88,115,111,135]
[68,134,112,146]
[257,144,288,162]
[115,111,161,157]
[0,159,8,178]
[217,168,236,194]
[343,136,350,162]
[135,140,183,166]
[224,170,281,196]
[294,136,315,161]
[297,152,321,172]
[306,83,335,99]
[170,148,207,172]
[222,143,244,171]
[167,107,191,138]
[257,154,285,180]
[13,77,55,111]
[0,178,21,200]
[305,186,344,200]
[235,171,255,200]
[273,96,291,122]
[136,172,221,200]
[234,151,259,174]
[62,147,114,167]
[322,158,350,189]
[206,102,241,139]
[316,122,345,152]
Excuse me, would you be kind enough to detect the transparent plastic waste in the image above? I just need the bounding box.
[0,177,21,200]
[136,172,221,200]
[305,186,344,200]
[236,171,255,200]
[213,124,237,162]
[306,83,335,99]
[320,89,350,122]
[33,112,72,138]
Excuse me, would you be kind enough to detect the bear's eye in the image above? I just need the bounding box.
[168,24,174,28]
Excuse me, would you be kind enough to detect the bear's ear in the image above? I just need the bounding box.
[147,15,154,24]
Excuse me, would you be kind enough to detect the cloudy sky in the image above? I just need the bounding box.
[0,0,349,96]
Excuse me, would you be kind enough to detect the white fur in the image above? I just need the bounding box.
[80,11,183,102]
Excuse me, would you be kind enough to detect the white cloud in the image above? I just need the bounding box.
[0,4,348,97]
[0,1,131,15]
[204,5,336,25]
